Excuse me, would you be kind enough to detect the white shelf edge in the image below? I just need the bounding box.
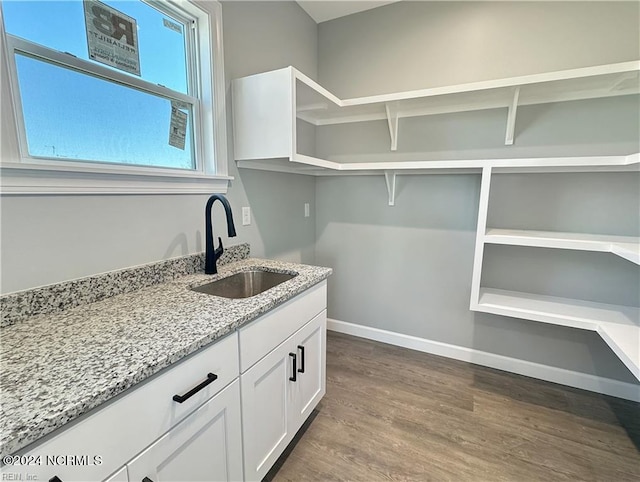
[292,67,342,106]
[292,153,343,170]
[301,89,639,127]
[484,229,640,265]
[237,152,640,176]
[291,62,639,128]
[236,159,327,176]
[336,61,640,107]
[296,153,639,171]
[597,325,640,381]
[327,153,640,171]
[476,288,596,330]
[476,287,639,327]
[611,243,640,265]
[474,288,639,381]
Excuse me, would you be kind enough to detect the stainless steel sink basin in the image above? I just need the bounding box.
[192,270,297,299]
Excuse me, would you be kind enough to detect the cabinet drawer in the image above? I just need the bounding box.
[12,332,239,482]
[238,281,327,372]
[128,379,243,482]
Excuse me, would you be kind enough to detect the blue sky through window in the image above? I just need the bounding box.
[3,0,196,170]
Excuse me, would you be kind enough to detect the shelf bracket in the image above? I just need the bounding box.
[384,170,397,206]
[385,102,399,151]
[504,87,520,146]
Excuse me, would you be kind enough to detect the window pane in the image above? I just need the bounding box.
[3,0,189,94]
[15,53,195,170]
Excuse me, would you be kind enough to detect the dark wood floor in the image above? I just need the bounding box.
[268,331,640,481]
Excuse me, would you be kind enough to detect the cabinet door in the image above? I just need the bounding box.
[127,380,243,482]
[291,310,326,427]
[240,338,297,481]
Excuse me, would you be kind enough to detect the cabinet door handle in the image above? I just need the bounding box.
[289,353,297,382]
[297,345,305,373]
[172,373,218,403]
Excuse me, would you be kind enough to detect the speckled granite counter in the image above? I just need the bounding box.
[0,249,331,458]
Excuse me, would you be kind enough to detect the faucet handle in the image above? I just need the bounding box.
[214,236,224,259]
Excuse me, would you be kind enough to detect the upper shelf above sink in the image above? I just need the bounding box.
[192,269,297,299]
[232,62,640,180]
[293,62,640,128]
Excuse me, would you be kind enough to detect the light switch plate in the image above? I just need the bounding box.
[242,206,251,226]
[304,203,310,218]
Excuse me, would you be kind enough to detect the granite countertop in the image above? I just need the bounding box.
[0,253,331,458]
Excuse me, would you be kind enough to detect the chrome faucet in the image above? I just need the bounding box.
[205,194,237,274]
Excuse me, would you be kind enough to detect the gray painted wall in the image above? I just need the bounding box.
[315,1,640,383]
[318,1,640,97]
[222,1,318,265]
[315,175,637,381]
[0,1,318,294]
[487,172,640,236]
[315,96,640,161]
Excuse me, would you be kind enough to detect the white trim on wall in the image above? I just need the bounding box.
[327,318,640,402]
[0,162,232,195]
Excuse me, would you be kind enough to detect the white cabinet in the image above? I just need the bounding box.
[6,333,240,482]
[2,281,329,482]
[127,380,243,482]
[240,311,327,481]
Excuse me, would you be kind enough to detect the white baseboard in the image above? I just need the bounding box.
[327,319,640,402]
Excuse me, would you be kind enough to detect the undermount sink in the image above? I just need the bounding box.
[192,269,297,299]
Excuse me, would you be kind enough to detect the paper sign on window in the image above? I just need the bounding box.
[83,0,141,76]
[169,102,188,150]
[163,18,182,34]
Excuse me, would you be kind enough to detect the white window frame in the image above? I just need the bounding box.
[0,0,231,195]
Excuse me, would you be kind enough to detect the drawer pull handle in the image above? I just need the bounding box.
[172,373,218,403]
[49,477,63,482]
[289,353,297,382]
[297,345,305,374]
[142,478,154,482]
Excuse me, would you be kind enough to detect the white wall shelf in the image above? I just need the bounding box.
[233,63,640,178]
[236,153,640,177]
[477,288,638,333]
[475,288,639,380]
[470,167,640,382]
[295,62,639,133]
[484,229,640,265]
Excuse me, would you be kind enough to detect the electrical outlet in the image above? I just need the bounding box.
[242,206,251,226]
[304,203,310,218]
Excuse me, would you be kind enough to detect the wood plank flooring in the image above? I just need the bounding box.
[267,331,640,481]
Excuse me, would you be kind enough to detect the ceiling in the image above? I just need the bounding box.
[296,1,400,23]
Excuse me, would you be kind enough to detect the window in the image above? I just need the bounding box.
[0,0,229,194]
